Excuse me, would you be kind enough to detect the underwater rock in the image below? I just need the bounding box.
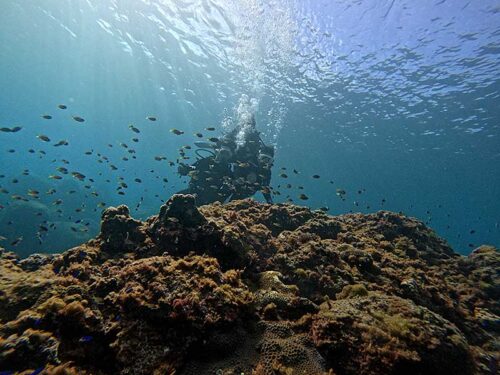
[99,204,146,254]
[158,194,206,227]
[0,198,498,374]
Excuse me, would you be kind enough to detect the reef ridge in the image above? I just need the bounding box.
[0,194,498,374]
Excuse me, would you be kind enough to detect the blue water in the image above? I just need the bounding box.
[0,0,499,257]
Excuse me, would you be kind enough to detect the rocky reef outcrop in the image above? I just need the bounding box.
[0,195,498,375]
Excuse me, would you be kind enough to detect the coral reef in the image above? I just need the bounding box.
[0,195,498,374]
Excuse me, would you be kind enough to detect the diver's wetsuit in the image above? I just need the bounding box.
[177,117,274,206]
[229,128,273,203]
[177,156,233,206]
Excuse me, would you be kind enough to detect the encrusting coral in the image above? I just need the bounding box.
[0,195,498,374]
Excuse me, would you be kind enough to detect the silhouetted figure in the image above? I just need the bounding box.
[177,115,274,206]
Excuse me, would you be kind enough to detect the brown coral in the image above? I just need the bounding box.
[0,197,498,374]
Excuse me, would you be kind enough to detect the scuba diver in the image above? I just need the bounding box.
[176,114,274,206]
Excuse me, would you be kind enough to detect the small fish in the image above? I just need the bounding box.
[208,137,219,143]
[71,172,86,181]
[11,126,22,132]
[49,174,63,180]
[0,127,12,132]
[42,115,52,120]
[319,206,329,212]
[194,132,203,138]
[293,169,299,174]
[299,194,309,200]
[56,167,68,174]
[53,199,63,205]
[205,127,215,131]
[279,173,288,178]
[54,140,69,147]
[97,202,106,207]
[132,138,139,143]
[170,128,184,135]
[72,116,85,123]
[37,134,51,142]
[128,124,140,133]
[27,189,40,197]
[312,174,320,179]
[11,236,23,246]
[336,189,346,196]
[58,104,67,109]
[134,178,142,183]
[146,116,157,121]
[78,335,94,343]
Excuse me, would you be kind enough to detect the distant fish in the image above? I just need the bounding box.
[53,140,69,147]
[79,335,94,343]
[37,134,51,142]
[146,116,157,121]
[56,167,68,174]
[194,132,203,138]
[58,104,67,109]
[205,127,215,131]
[0,125,23,133]
[170,128,184,135]
[312,174,320,179]
[71,172,86,181]
[27,189,40,198]
[11,236,23,246]
[48,175,63,180]
[41,115,52,120]
[128,124,140,133]
[72,116,85,123]
[336,189,346,196]
[299,194,309,200]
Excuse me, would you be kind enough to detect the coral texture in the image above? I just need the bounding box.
[0,195,498,374]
